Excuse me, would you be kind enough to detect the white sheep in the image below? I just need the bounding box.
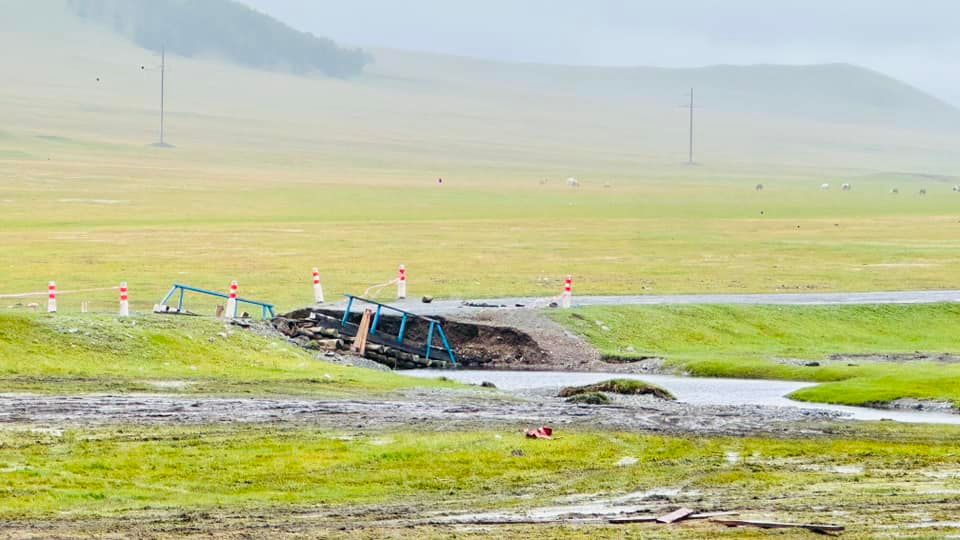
[820,183,831,190]
[566,177,581,188]
[841,183,852,192]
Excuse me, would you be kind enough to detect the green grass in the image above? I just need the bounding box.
[3,17,960,314]
[0,424,958,524]
[552,304,960,408]
[564,392,611,405]
[0,313,454,396]
[558,379,675,400]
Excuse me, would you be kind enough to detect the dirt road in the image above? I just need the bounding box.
[374,289,960,317]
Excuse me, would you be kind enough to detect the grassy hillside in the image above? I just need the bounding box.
[378,50,960,132]
[552,304,960,408]
[67,0,370,76]
[0,313,453,395]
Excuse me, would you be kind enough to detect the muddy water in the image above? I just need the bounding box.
[405,370,960,425]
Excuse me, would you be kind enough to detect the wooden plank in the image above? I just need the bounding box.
[688,511,738,519]
[609,511,737,525]
[351,309,372,355]
[656,508,696,524]
[713,519,844,533]
[607,516,658,524]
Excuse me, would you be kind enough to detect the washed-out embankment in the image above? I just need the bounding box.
[274,308,550,370]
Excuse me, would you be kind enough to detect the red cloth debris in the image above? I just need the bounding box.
[525,426,553,439]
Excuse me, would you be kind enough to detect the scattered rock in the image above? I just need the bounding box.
[881,398,958,414]
[616,457,639,467]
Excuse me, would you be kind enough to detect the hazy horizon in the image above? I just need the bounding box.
[239,0,960,106]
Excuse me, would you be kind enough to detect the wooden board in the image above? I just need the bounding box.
[656,508,696,524]
[351,309,372,355]
[713,519,845,533]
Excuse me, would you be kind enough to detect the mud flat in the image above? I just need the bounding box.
[0,387,848,438]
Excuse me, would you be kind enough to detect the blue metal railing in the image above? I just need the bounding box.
[342,295,457,365]
[159,284,276,320]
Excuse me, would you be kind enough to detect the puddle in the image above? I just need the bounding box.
[145,381,193,391]
[439,487,695,523]
[406,370,960,425]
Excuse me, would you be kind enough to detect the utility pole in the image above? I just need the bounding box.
[144,47,172,147]
[159,46,166,146]
[688,88,694,165]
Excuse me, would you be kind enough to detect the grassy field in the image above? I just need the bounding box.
[3,133,960,315]
[552,304,960,407]
[1,424,958,535]
[2,9,960,315]
[0,312,453,395]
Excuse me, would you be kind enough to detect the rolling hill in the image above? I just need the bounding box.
[1,0,959,173]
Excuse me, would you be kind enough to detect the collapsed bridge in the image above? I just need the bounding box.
[274,296,548,370]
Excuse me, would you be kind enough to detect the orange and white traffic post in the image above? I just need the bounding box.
[397,264,407,300]
[226,281,239,318]
[119,282,130,317]
[561,276,573,309]
[312,268,325,304]
[47,281,57,313]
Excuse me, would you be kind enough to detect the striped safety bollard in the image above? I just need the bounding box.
[47,281,57,313]
[226,281,239,318]
[119,282,130,317]
[397,264,407,300]
[312,268,325,304]
[561,276,573,309]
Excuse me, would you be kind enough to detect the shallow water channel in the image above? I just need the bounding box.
[405,370,960,425]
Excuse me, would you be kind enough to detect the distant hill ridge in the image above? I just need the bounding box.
[368,48,960,132]
[67,0,371,77]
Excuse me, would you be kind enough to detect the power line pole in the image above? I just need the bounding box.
[159,46,166,146]
[687,87,695,165]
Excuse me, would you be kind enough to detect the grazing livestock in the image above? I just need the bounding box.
[841,183,852,192]
[919,189,927,196]
[566,177,581,188]
[820,183,831,190]
[755,184,764,192]
[953,185,959,192]
[891,188,900,194]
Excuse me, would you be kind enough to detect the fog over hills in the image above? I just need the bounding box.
[2,0,958,172]
[240,0,960,107]
[67,0,370,77]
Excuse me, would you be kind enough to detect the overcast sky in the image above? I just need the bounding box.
[241,0,960,105]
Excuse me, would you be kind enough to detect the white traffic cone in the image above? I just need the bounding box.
[47,281,57,313]
[226,281,239,318]
[397,264,407,300]
[312,268,325,304]
[561,276,573,309]
[119,282,130,317]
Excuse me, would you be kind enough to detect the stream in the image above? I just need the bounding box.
[405,370,960,425]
